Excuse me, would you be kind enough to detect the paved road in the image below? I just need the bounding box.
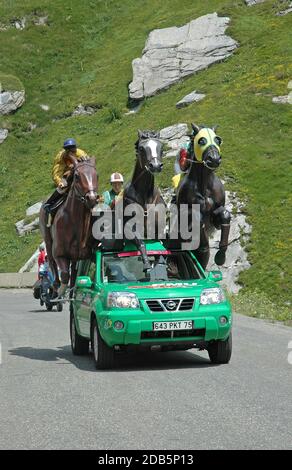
[0,289,291,450]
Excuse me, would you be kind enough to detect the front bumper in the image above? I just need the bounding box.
[98,303,232,347]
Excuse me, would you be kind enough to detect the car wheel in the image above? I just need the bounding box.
[91,318,115,370]
[70,310,89,355]
[207,331,232,364]
[46,303,53,311]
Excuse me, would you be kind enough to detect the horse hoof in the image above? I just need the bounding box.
[215,250,226,266]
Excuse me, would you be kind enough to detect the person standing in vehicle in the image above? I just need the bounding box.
[102,172,124,209]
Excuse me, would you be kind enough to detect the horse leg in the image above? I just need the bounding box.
[133,236,151,272]
[213,207,231,266]
[69,262,77,298]
[39,206,60,294]
[48,253,60,296]
[56,257,70,297]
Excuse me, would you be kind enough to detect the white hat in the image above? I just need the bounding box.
[110,172,124,183]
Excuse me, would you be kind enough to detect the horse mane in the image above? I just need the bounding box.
[75,156,96,167]
[135,129,160,155]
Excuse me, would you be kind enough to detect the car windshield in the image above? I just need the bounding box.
[102,251,203,283]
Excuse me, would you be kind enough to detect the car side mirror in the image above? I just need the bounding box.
[207,271,222,282]
[76,276,93,288]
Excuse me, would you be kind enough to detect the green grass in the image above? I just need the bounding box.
[0,0,291,321]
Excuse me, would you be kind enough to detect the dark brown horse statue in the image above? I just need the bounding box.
[121,130,165,271]
[176,123,231,269]
[39,156,98,296]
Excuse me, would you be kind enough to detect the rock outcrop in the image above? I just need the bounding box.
[276,2,292,15]
[129,13,238,100]
[0,90,25,115]
[245,0,265,5]
[160,123,190,158]
[15,218,39,236]
[26,201,43,217]
[272,80,292,104]
[0,128,8,144]
[176,91,206,108]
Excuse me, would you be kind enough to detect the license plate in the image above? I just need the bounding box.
[153,320,193,331]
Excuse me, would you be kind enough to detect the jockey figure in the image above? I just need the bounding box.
[44,138,88,214]
[171,144,191,203]
[102,172,124,209]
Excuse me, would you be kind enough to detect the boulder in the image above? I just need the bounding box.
[276,3,292,16]
[0,90,25,115]
[26,201,43,217]
[160,123,188,141]
[33,16,48,26]
[15,217,39,236]
[272,96,289,104]
[129,13,238,100]
[0,128,8,144]
[160,123,190,157]
[245,0,266,5]
[13,18,26,30]
[72,104,94,116]
[40,104,49,111]
[176,91,206,108]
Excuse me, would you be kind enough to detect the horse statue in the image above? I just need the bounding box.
[39,156,98,296]
[121,130,165,271]
[175,123,231,269]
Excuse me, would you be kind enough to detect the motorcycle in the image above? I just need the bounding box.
[33,264,63,312]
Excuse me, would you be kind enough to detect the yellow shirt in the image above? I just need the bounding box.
[172,173,185,190]
[52,148,87,186]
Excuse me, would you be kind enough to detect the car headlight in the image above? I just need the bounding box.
[107,292,139,309]
[200,288,226,305]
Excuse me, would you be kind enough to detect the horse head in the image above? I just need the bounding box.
[67,155,98,209]
[191,123,222,170]
[135,129,163,173]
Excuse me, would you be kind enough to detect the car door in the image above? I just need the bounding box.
[77,257,97,337]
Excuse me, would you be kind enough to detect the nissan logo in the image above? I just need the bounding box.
[166,300,177,310]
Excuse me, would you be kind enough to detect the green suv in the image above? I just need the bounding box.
[71,240,232,369]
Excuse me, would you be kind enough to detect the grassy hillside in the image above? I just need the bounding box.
[0,0,291,320]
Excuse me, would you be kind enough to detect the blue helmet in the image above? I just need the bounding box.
[63,138,76,149]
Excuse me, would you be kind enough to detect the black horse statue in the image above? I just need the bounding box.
[121,130,165,271]
[175,123,231,269]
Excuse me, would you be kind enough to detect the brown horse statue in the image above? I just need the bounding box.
[121,130,165,271]
[175,123,231,269]
[39,156,98,296]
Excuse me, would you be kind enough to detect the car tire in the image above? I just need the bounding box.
[207,331,232,364]
[70,310,89,355]
[91,318,115,370]
[46,303,53,311]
